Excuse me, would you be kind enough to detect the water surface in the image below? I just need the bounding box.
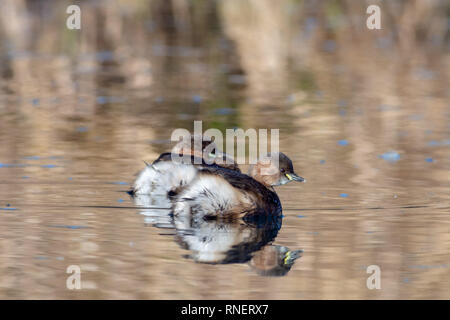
[0,0,449,299]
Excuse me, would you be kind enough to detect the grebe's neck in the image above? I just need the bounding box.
[248,165,273,188]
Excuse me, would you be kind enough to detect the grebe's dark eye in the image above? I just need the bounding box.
[280,168,286,173]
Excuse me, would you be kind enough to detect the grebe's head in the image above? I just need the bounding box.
[248,152,305,187]
[172,135,216,159]
[172,135,240,171]
[249,245,303,277]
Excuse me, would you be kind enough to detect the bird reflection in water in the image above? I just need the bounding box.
[135,194,302,277]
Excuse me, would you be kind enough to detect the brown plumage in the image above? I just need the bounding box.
[130,139,305,219]
[170,152,305,219]
[170,135,240,172]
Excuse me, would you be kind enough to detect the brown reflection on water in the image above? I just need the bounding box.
[0,0,449,299]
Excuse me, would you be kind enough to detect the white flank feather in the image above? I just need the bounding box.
[173,175,241,218]
[133,161,197,195]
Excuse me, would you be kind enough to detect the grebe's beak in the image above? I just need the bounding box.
[283,249,303,265]
[285,173,306,182]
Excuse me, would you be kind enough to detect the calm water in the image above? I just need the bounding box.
[0,0,449,299]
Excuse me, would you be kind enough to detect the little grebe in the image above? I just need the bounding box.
[132,152,305,219]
